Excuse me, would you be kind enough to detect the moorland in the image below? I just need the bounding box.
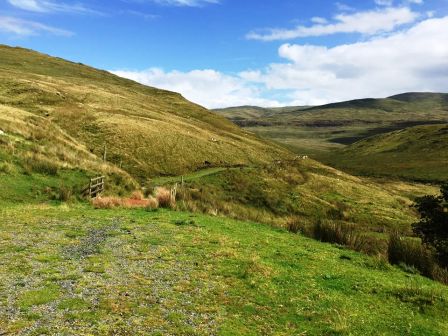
[1,45,447,335]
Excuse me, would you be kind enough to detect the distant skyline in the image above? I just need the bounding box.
[1,0,447,108]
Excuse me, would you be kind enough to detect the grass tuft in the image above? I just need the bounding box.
[155,187,176,209]
[0,161,16,174]
[130,190,144,200]
[24,157,58,176]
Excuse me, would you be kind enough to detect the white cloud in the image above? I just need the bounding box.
[0,15,73,36]
[110,68,281,109]
[113,16,448,108]
[243,16,448,105]
[311,17,328,24]
[7,0,96,14]
[247,7,419,41]
[150,0,219,7]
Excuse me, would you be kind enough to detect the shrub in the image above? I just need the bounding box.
[413,183,448,267]
[432,265,448,285]
[91,195,160,210]
[122,199,145,208]
[155,187,175,208]
[388,232,435,277]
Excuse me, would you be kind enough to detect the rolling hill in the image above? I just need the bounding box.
[0,44,439,226]
[323,124,448,182]
[0,45,290,182]
[214,93,448,154]
[213,105,307,126]
[214,93,448,181]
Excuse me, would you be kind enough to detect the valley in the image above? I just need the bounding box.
[0,45,447,335]
[214,93,448,182]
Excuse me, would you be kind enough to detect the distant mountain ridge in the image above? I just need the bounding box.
[388,92,448,103]
[214,92,448,122]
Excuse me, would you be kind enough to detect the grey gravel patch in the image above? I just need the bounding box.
[63,218,121,259]
[98,235,219,335]
[1,216,220,335]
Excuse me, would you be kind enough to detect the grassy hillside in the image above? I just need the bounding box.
[215,93,448,156]
[214,93,448,181]
[0,45,289,181]
[214,105,306,125]
[321,124,448,182]
[156,159,438,238]
[0,44,441,234]
[0,104,138,205]
[1,203,448,335]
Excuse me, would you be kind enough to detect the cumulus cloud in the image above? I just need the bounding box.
[110,68,281,108]
[7,0,95,14]
[0,15,73,36]
[246,6,419,41]
[243,16,448,105]
[113,16,448,108]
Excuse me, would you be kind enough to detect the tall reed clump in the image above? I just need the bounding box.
[155,187,176,208]
[311,220,384,255]
[53,185,73,202]
[388,232,435,278]
[24,157,58,176]
[145,197,159,211]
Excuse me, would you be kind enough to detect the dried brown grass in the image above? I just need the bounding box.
[130,190,144,200]
[91,195,159,210]
[155,187,175,208]
[91,196,122,209]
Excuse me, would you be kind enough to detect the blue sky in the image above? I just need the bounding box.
[1,0,447,108]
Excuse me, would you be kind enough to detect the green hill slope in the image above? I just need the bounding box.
[214,93,448,181]
[323,124,448,182]
[0,45,289,181]
[213,105,306,126]
[1,204,447,335]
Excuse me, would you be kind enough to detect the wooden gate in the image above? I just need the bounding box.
[89,176,105,198]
